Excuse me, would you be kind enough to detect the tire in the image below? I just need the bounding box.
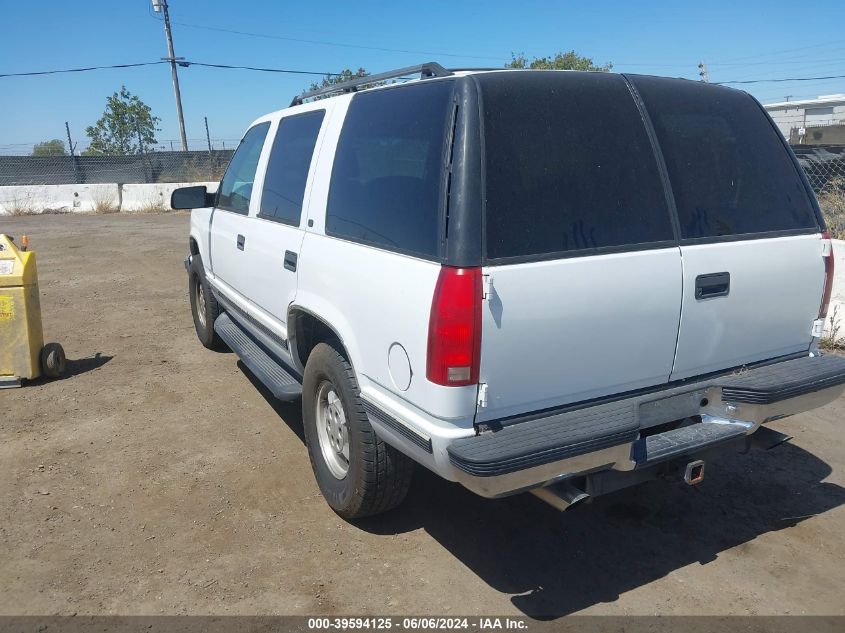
[303,342,414,519]
[188,255,224,350]
[40,342,66,378]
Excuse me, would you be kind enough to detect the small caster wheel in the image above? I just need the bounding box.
[40,342,66,378]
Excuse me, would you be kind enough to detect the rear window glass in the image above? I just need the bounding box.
[631,76,818,239]
[478,72,673,260]
[326,80,453,258]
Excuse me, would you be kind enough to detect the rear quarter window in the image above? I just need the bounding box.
[326,80,454,259]
[477,71,674,261]
[631,76,818,240]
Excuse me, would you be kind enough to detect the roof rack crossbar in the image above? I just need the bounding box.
[290,62,452,106]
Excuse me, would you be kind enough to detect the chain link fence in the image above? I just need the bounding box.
[0,150,234,186]
[795,145,845,239]
[1,145,844,235]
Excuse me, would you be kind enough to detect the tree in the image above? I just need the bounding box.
[84,86,160,155]
[308,67,369,94]
[305,68,385,99]
[506,50,612,72]
[32,139,67,156]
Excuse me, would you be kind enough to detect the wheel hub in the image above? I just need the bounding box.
[316,381,350,479]
[196,280,207,328]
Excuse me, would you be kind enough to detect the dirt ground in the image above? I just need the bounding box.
[1,213,844,619]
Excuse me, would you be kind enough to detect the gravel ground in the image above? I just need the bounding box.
[1,213,844,619]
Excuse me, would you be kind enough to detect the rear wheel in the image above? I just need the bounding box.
[303,342,413,519]
[189,256,224,350]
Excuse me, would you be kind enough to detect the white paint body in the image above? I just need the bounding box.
[187,73,832,487]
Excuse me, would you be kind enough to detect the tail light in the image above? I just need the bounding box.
[426,267,482,386]
[820,230,835,320]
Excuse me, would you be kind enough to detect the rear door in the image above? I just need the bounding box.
[631,77,824,380]
[243,108,327,335]
[473,72,683,423]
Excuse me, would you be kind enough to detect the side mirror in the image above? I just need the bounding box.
[171,186,214,210]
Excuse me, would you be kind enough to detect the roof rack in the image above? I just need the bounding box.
[290,62,452,106]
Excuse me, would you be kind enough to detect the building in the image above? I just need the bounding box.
[764,94,845,145]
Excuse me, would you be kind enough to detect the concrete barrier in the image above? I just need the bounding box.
[0,182,218,215]
[121,182,218,212]
[0,183,120,214]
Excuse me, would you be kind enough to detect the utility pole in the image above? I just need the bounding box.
[152,0,188,151]
[136,119,146,155]
[204,116,212,153]
[65,121,80,183]
[698,61,709,83]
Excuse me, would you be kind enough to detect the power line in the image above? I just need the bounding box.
[3,59,845,88]
[169,20,505,62]
[716,74,845,85]
[0,61,167,78]
[0,60,345,79]
[184,61,343,77]
[711,39,845,64]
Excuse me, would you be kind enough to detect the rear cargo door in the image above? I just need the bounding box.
[473,72,683,423]
[631,76,824,380]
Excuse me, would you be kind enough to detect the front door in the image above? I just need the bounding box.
[209,122,270,299]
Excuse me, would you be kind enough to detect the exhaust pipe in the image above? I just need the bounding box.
[530,481,589,511]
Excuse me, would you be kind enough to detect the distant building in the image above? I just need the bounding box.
[764,94,845,145]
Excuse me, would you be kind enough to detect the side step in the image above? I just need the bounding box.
[214,312,302,401]
[632,422,747,467]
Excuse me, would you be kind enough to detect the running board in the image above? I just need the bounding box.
[214,312,302,401]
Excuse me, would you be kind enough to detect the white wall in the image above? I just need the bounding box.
[0,182,218,215]
[766,102,845,138]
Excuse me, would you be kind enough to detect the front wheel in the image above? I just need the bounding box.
[303,343,413,519]
[188,256,224,350]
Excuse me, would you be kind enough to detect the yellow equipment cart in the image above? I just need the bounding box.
[0,234,65,388]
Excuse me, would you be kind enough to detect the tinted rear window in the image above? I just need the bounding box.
[260,110,325,225]
[478,72,674,260]
[631,76,818,239]
[326,80,453,258]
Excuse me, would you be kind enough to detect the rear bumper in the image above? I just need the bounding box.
[438,353,845,498]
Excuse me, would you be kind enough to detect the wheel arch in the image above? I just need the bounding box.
[288,305,358,376]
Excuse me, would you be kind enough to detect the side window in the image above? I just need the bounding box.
[217,122,270,214]
[259,110,325,225]
[326,81,454,258]
[632,77,818,239]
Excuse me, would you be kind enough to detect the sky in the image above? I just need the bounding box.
[2,0,845,153]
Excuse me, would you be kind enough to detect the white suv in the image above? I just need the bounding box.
[175,63,845,518]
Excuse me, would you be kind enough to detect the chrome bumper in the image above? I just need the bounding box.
[445,354,845,498]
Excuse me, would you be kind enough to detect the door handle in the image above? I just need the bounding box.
[284,250,298,272]
[236,234,245,251]
[695,272,730,299]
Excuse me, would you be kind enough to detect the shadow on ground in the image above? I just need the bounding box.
[64,352,113,378]
[244,363,845,619]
